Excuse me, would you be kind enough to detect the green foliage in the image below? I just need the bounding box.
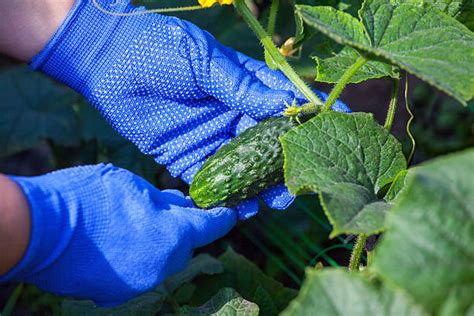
[2,0,473,314]
[281,112,406,237]
[297,0,474,104]
[191,248,297,316]
[384,169,408,202]
[62,293,164,316]
[315,46,399,83]
[390,0,474,31]
[373,149,474,314]
[281,149,474,315]
[0,67,79,156]
[281,269,426,316]
[179,288,259,315]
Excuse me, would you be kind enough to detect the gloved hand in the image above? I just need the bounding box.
[0,164,236,306]
[30,0,350,217]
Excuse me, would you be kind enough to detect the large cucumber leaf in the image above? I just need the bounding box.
[190,248,296,316]
[297,0,474,104]
[391,0,474,30]
[281,112,406,237]
[179,288,259,315]
[281,269,427,315]
[373,149,474,314]
[0,67,79,156]
[315,46,399,83]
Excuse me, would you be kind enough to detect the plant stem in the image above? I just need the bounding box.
[404,73,416,165]
[2,283,23,316]
[234,0,323,107]
[323,56,367,112]
[348,234,367,271]
[384,78,400,131]
[267,0,279,36]
[92,0,205,16]
[366,250,374,267]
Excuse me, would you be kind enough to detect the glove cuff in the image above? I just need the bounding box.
[29,0,166,95]
[0,165,106,282]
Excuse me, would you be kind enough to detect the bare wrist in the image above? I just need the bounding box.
[0,174,31,275]
[0,0,75,62]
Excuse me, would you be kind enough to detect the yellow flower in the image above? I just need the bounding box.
[198,0,233,8]
[279,37,298,57]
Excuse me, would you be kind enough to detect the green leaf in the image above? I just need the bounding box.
[281,268,427,316]
[281,112,406,237]
[390,0,474,31]
[191,248,296,316]
[0,67,79,156]
[384,169,409,202]
[315,46,399,83]
[320,183,392,236]
[457,0,474,31]
[390,0,463,15]
[297,0,474,104]
[62,293,164,316]
[163,254,223,293]
[373,149,474,314]
[179,288,259,316]
[389,0,474,31]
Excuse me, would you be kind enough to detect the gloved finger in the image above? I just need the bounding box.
[232,114,258,137]
[234,198,260,220]
[222,49,352,113]
[201,47,295,121]
[176,207,237,248]
[258,184,295,210]
[158,189,195,208]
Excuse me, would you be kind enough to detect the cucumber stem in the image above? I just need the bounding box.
[92,0,205,15]
[384,78,400,131]
[267,0,279,37]
[322,56,367,112]
[348,234,367,271]
[234,0,323,107]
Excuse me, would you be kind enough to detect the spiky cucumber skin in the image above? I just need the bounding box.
[190,117,295,209]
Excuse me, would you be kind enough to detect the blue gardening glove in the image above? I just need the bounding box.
[31,0,350,217]
[0,164,236,306]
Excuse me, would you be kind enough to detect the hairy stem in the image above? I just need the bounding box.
[323,56,367,112]
[348,234,367,271]
[234,0,323,107]
[267,0,279,36]
[264,0,279,69]
[384,78,400,131]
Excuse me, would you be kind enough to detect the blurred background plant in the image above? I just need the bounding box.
[1,0,473,314]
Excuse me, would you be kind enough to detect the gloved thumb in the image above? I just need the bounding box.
[176,206,237,248]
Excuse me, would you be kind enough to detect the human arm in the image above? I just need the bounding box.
[0,0,74,62]
[0,164,236,306]
[0,175,31,275]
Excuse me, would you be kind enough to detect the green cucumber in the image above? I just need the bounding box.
[190,116,295,208]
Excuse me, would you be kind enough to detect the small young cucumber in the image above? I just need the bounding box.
[190,116,295,208]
